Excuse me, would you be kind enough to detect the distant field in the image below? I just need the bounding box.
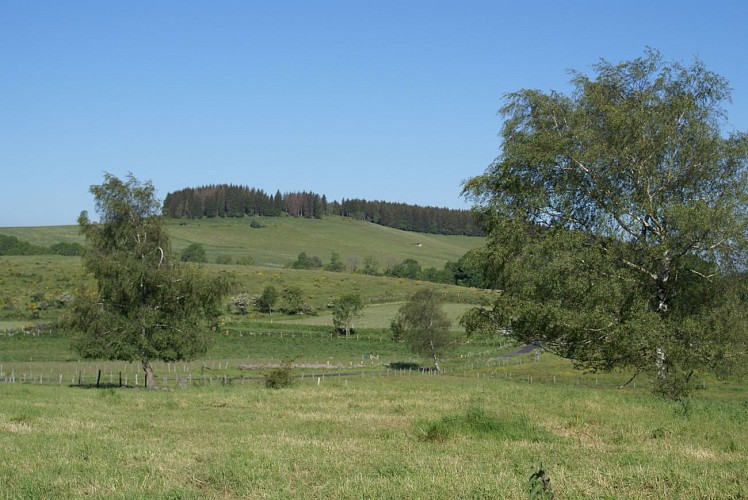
[0,217,488,330]
[1,215,484,270]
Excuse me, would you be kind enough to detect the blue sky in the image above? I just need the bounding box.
[2,0,746,227]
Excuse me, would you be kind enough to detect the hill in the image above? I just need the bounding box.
[1,215,483,270]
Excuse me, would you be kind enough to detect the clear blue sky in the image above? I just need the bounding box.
[2,0,746,227]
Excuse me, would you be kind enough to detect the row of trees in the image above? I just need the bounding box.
[336,199,483,236]
[163,185,329,219]
[287,250,490,287]
[0,234,83,256]
[162,184,482,236]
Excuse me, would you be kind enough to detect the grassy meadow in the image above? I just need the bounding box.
[1,215,484,270]
[1,362,746,498]
[1,218,747,498]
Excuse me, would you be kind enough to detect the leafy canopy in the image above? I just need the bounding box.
[464,49,748,397]
[69,173,233,387]
[331,293,363,336]
[392,288,456,371]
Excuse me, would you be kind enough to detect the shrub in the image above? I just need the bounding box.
[215,255,232,265]
[389,361,420,371]
[264,359,295,389]
[180,243,207,263]
[236,255,255,266]
[50,242,84,256]
[527,464,554,500]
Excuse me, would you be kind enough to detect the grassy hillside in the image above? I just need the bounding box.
[1,215,484,270]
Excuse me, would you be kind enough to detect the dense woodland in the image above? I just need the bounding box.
[162,184,483,236]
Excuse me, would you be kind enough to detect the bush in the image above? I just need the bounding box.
[180,243,207,263]
[236,255,255,266]
[215,255,232,265]
[389,361,420,371]
[50,242,84,256]
[264,360,295,389]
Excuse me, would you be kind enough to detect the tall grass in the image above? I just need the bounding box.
[0,375,745,498]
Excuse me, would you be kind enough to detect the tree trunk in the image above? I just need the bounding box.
[142,359,156,389]
[654,258,671,387]
[430,339,441,372]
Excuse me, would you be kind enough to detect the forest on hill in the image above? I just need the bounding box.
[162,184,483,236]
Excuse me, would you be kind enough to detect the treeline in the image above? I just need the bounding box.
[0,235,83,256]
[337,199,482,236]
[162,184,482,236]
[163,185,328,219]
[287,248,497,290]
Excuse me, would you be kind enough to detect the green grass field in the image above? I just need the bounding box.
[2,215,484,270]
[1,219,746,498]
[1,367,746,498]
[1,322,746,498]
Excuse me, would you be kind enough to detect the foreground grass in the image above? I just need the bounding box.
[1,376,746,499]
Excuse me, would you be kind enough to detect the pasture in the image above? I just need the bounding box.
[1,363,746,498]
[1,215,484,270]
[1,220,746,498]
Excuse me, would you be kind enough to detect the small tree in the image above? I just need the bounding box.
[232,293,252,315]
[393,288,456,371]
[256,285,278,320]
[389,258,422,280]
[361,255,380,275]
[324,251,346,272]
[69,173,232,388]
[331,293,363,336]
[282,285,306,314]
[291,252,322,269]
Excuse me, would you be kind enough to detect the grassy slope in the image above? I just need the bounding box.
[1,215,484,269]
[0,216,487,330]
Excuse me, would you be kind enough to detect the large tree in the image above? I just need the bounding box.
[69,174,232,388]
[392,288,456,372]
[463,50,748,397]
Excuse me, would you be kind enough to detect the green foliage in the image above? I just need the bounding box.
[68,173,233,388]
[324,251,346,272]
[231,293,252,315]
[291,252,322,269]
[256,285,278,315]
[263,359,295,389]
[215,254,232,265]
[0,235,48,255]
[360,255,380,275]
[49,242,83,256]
[330,293,363,336]
[464,49,748,398]
[527,464,554,500]
[180,242,208,263]
[389,258,422,280]
[281,285,307,314]
[393,288,456,371]
[236,255,255,266]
